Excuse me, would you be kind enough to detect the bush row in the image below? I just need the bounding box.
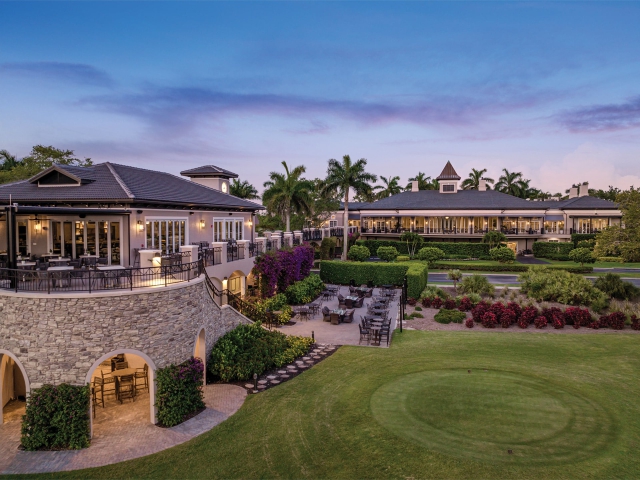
[532,241,574,258]
[156,357,206,427]
[429,263,594,273]
[571,233,597,247]
[355,240,491,258]
[284,273,325,304]
[208,323,314,382]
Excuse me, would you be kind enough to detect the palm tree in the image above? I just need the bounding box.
[0,150,20,171]
[262,161,313,232]
[461,168,494,190]
[405,172,437,190]
[322,155,377,260]
[229,179,259,199]
[495,169,526,197]
[373,175,402,199]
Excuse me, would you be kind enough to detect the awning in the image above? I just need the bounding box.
[348,213,360,220]
[545,215,564,221]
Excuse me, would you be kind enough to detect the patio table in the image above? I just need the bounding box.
[370,326,382,346]
[346,296,359,301]
[49,258,71,265]
[97,265,126,288]
[16,262,36,269]
[48,266,74,288]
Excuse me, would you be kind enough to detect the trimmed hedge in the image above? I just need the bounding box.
[156,357,206,428]
[319,260,428,298]
[571,233,597,247]
[356,240,490,258]
[430,263,593,273]
[533,241,574,258]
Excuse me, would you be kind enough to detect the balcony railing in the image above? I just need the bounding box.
[200,247,222,267]
[226,243,245,262]
[0,258,203,294]
[303,229,323,241]
[361,227,543,235]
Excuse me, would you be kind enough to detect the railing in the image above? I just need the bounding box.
[329,227,344,237]
[303,229,323,241]
[226,290,279,330]
[0,259,203,294]
[200,247,222,267]
[226,243,245,262]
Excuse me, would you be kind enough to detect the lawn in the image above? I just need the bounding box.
[545,260,640,269]
[29,331,640,479]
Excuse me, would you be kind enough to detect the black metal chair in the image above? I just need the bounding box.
[117,374,136,403]
[359,324,371,345]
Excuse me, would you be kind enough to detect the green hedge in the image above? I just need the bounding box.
[21,384,90,451]
[571,233,597,247]
[533,241,574,258]
[430,262,593,273]
[319,260,428,298]
[356,240,490,258]
[156,357,206,428]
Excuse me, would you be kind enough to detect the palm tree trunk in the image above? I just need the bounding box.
[343,192,349,261]
[285,211,291,233]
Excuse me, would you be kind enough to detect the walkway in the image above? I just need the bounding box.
[279,286,399,347]
[0,384,246,475]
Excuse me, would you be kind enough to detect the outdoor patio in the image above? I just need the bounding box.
[279,285,400,347]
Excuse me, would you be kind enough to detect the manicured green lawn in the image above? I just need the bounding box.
[28,331,640,479]
[546,260,640,269]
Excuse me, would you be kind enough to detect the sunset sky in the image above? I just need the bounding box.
[1,1,639,194]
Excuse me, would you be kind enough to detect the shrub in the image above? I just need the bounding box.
[254,245,315,297]
[320,237,337,260]
[571,233,597,247]
[518,318,529,329]
[564,307,592,327]
[569,247,596,266]
[416,247,445,266]
[414,306,423,311]
[356,240,490,258]
[443,299,457,310]
[518,267,608,311]
[411,312,424,319]
[21,384,90,451]
[534,316,548,329]
[577,240,596,250]
[594,273,640,300]
[458,296,474,311]
[447,269,463,289]
[597,257,624,263]
[471,301,491,322]
[481,312,497,328]
[377,246,399,262]
[465,318,475,328]
[533,241,574,259]
[397,255,410,262]
[459,274,495,296]
[490,247,516,264]
[420,285,449,300]
[429,263,594,273]
[501,309,516,327]
[520,305,539,325]
[421,297,432,308]
[284,274,324,304]
[631,315,640,330]
[208,323,313,382]
[435,309,467,324]
[483,231,508,249]
[506,302,522,321]
[600,312,626,330]
[407,297,418,306]
[589,320,601,329]
[347,244,370,262]
[156,357,206,427]
[431,297,443,309]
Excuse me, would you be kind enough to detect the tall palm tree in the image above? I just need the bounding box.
[0,150,20,171]
[495,169,526,197]
[405,172,436,191]
[229,179,259,199]
[262,161,313,232]
[373,175,402,199]
[461,168,494,190]
[322,155,377,260]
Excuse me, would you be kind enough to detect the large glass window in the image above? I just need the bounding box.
[52,221,62,255]
[213,218,244,242]
[110,222,120,263]
[75,221,85,257]
[86,222,96,255]
[145,218,187,254]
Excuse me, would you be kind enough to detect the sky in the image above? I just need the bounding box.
[1,1,639,195]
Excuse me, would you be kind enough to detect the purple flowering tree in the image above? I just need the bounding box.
[253,244,315,298]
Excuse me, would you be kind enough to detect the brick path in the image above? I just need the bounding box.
[0,384,246,474]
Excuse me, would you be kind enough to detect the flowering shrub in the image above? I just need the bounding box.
[500,309,516,328]
[458,296,474,312]
[156,357,206,428]
[21,384,90,451]
[534,316,548,329]
[443,299,457,310]
[506,302,522,320]
[421,297,432,308]
[518,318,529,329]
[632,315,640,331]
[589,320,601,329]
[553,318,565,329]
[465,318,474,328]
[431,297,443,309]
[407,297,418,306]
[471,301,491,322]
[520,306,539,325]
[564,307,592,327]
[209,323,313,382]
[482,312,497,328]
[601,312,626,330]
[254,245,315,297]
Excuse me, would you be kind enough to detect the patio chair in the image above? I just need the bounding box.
[343,309,355,323]
[337,293,345,304]
[330,313,341,325]
[354,297,364,309]
[349,286,356,294]
[93,370,116,409]
[379,326,390,346]
[322,306,331,322]
[358,324,371,345]
[117,374,136,404]
[366,288,373,298]
[344,298,353,309]
[115,361,129,370]
[135,364,149,393]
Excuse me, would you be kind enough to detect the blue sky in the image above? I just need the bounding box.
[1,1,639,194]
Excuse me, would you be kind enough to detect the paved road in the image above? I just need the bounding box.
[428,272,640,287]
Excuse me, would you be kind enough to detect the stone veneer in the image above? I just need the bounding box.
[0,276,251,388]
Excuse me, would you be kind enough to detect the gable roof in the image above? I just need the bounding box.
[339,201,371,210]
[534,196,619,210]
[436,161,461,181]
[0,162,263,211]
[179,165,238,178]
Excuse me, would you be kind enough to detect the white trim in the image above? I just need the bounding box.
[85,349,157,436]
[194,328,207,384]
[0,350,31,425]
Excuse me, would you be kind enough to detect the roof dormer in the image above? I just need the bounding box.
[436,161,461,194]
[29,165,88,187]
[180,165,239,194]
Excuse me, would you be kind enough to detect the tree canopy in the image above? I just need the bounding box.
[461,168,494,190]
[229,179,259,199]
[262,161,313,232]
[0,145,92,184]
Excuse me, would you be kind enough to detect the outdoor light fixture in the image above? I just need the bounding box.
[222,276,228,289]
[152,254,162,268]
[34,217,41,233]
[137,220,144,232]
[199,219,206,229]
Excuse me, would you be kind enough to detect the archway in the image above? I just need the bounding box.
[0,350,30,425]
[85,350,157,436]
[194,328,206,384]
[228,270,247,297]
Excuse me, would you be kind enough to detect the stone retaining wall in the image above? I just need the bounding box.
[0,277,251,388]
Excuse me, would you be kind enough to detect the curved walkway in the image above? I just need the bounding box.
[0,384,246,475]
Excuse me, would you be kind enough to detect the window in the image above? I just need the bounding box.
[213,218,244,242]
[443,184,455,192]
[145,219,188,253]
[329,220,338,228]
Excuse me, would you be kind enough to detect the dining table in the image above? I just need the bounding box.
[49,258,71,265]
[370,326,382,345]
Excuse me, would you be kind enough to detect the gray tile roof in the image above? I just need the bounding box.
[0,162,263,211]
[339,201,371,210]
[359,189,619,211]
[179,165,238,178]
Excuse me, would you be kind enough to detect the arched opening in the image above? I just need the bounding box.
[0,350,30,425]
[194,328,206,384]
[85,350,156,436]
[229,270,246,297]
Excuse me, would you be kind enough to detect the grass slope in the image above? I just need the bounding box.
[23,332,640,480]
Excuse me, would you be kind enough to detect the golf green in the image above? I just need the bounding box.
[371,369,612,464]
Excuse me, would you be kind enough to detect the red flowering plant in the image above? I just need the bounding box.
[489,302,505,317]
[518,318,530,329]
[472,301,491,322]
[458,296,474,312]
[431,297,443,309]
[465,318,474,328]
[520,306,539,325]
[602,312,626,330]
[501,309,516,328]
[506,302,522,321]
[598,313,611,328]
[589,320,601,329]
[482,312,497,328]
[443,299,457,310]
[534,316,548,329]
[542,307,564,324]
[421,297,432,308]
[564,307,592,328]
[407,297,418,306]
[631,315,640,331]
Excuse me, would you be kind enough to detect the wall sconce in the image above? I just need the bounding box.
[34,219,41,233]
[137,220,144,232]
[247,220,253,227]
[222,276,228,290]
[152,254,162,268]
[199,219,206,229]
